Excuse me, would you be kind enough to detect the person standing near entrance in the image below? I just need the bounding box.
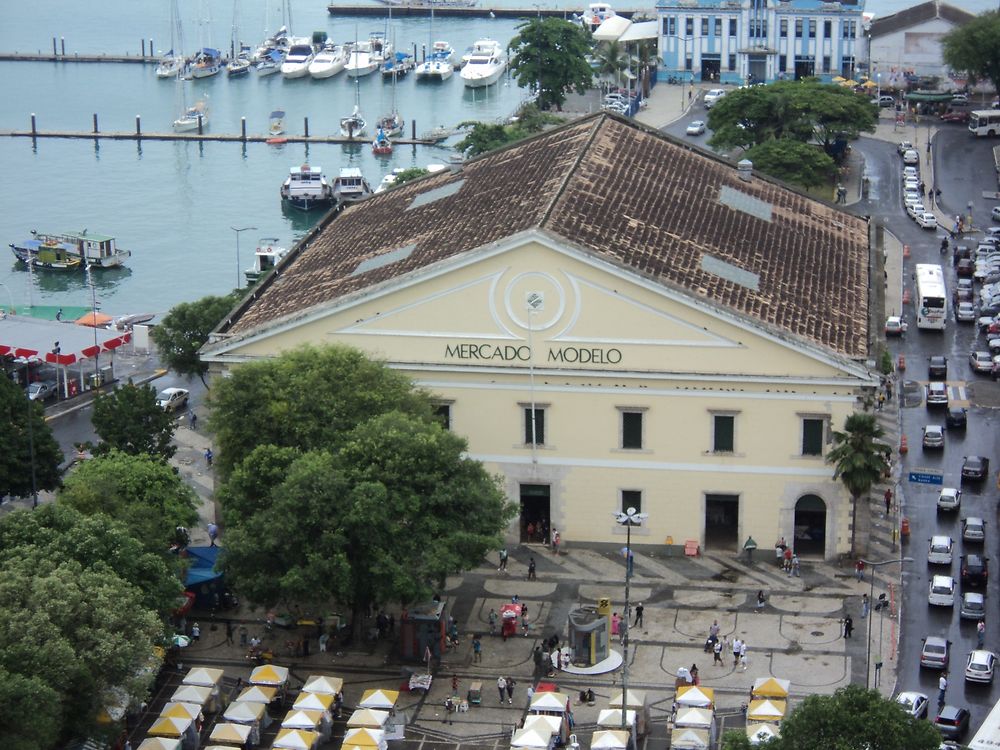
[634,602,644,628]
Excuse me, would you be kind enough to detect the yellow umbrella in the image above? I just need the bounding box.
[831,76,845,83]
[842,79,859,87]
[861,79,878,88]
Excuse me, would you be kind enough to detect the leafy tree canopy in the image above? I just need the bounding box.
[392,167,429,186]
[743,139,836,188]
[59,450,199,554]
[207,344,431,477]
[0,371,63,499]
[708,80,877,157]
[455,104,563,156]
[508,18,595,110]
[150,292,242,386]
[91,383,177,460]
[942,11,1000,96]
[0,505,179,747]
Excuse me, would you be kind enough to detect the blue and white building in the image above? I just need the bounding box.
[656,0,866,85]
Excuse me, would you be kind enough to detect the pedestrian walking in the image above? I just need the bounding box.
[528,557,537,581]
[473,634,482,662]
[225,620,234,645]
[855,560,865,582]
[533,646,544,675]
[783,546,792,573]
[505,677,516,704]
[634,602,644,628]
[884,488,892,515]
[488,608,498,636]
[755,590,766,612]
[612,612,620,636]
[791,554,800,577]
[207,522,219,547]
[709,619,720,639]
[497,676,507,703]
[938,673,948,705]
[739,640,748,671]
[713,639,723,665]
[862,594,869,619]
[189,410,197,430]
[886,379,894,401]
[498,547,508,572]
[552,530,561,555]
[844,615,854,638]
[876,392,885,411]
[732,637,742,665]
[239,625,248,648]
[521,611,529,637]
[191,622,201,642]
[204,448,213,467]
[452,674,460,693]
[978,620,986,649]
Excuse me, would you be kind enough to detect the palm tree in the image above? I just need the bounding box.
[634,40,662,97]
[594,40,627,93]
[826,413,891,556]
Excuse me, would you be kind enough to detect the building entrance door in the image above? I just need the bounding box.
[701,56,721,82]
[704,493,739,550]
[794,57,815,80]
[794,494,827,557]
[747,54,766,83]
[520,484,551,544]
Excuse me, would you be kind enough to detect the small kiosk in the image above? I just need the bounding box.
[567,606,609,667]
[147,716,198,750]
[343,728,388,750]
[399,600,447,661]
[747,723,781,745]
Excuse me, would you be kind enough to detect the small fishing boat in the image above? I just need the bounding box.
[11,230,132,270]
[174,96,209,132]
[255,48,283,75]
[372,127,392,155]
[332,168,373,204]
[245,238,289,282]
[269,109,286,136]
[190,47,223,78]
[308,42,349,78]
[279,164,335,211]
[281,38,316,78]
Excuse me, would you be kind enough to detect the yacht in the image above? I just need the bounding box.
[415,41,454,81]
[156,53,186,79]
[281,39,316,78]
[227,45,253,77]
[459,39,506,88]
[339,105,367,138]
[254,25,289,61]
[279,164,335,211]
[308,43,348,78]
[333,168,373,204]
[345,35,390,78]
[190,47,223,78]
[581,2,616,31]
[173,97,209,132]
[255,48,283,75]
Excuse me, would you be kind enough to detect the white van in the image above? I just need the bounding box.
[928,535,954,565]
[928,575,956,606]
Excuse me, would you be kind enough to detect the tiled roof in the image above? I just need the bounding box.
[869,1,974,38]
[221,114,870,360]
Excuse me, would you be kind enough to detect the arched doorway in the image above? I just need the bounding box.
[794,494,827,557]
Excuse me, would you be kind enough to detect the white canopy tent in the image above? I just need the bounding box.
[343,727,388,750]
[747,723,781,745]
[590,730,629,749]
[359,689,400,710]
[137,739,182,750]
[302,675,344,695]
[674,707,713,729]
[208,722,253,746]
[511,727,553,749]
[347,708,391,728]
[670,727,711,750]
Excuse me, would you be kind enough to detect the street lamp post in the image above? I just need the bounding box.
[614,506,647,730]
[663,35,693,107]
[231,226,257,289]
[861,557,913,688]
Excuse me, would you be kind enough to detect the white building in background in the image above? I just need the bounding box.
[655,0,866,85]
[866,1,976,86]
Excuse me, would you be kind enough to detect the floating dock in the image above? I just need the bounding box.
[0,129,436,146]
[0,52,159,64]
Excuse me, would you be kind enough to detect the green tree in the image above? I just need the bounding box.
[0,373,62,500]
[826,413,890,556]
[0,505,179,747]
[508,18,595,110]
[744,139,836,188]
[778,685,940,750]
[151,292,242,386]
[59,451,199,553]
[455,122,516,156]
[942,11,1000,97]
[207,344,431,477]
[392,167,429,186]
[91,383,177,460]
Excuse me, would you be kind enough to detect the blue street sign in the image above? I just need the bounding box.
[908,470,944,485]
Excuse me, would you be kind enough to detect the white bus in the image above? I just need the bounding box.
[970,696,1000,749]
[969,109,1000,137]
[915,263,947,330]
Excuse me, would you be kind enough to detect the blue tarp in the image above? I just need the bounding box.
[184,545,222,587]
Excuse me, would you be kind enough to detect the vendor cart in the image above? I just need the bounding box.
[468,681,482,705]
[501,603,522,640]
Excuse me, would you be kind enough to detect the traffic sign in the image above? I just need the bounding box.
[908,469,943,485]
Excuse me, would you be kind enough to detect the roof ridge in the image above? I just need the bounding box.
[538,113,606,230]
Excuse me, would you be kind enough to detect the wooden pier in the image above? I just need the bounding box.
[0,52,158,64]
[326,3,639,17]
[0,129,436,146]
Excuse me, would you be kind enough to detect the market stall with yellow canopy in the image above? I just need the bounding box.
[209,722,253,747]
[181,667,224,712]
[675,686,714,709]
[747,722,781,745]
[136,739,181,750]
[750,677,790,700]
[272,727,320,750]
[747,699,787,723]
[343,727,387,750]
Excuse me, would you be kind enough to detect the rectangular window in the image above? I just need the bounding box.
[621,489,642,514]
[685,56,693,71]
[701,18,709,36]
[524,407,545,446]
[780,19,787,37]
[808,20,816,38]
[795,19,803,38]
[728,53,736,71]
[621,411,643,450]
[433,403,451,430]
[843,20,856,39]
[822,55,831,73]
[823,19,831,38]
[801,418,825,456]
[664,16,676,36]
[686,17,694,36]
[729,18,737,37]
[712,414,735,453]
[714,18,722,37]
[778,54,786,71]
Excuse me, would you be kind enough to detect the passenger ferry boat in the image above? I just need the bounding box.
[10,230,131,270]
[279,164,335,211]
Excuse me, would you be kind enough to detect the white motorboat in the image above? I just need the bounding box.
[340,104,367,138]
[344,39,377,77]
[281,39,316,78]
[279,164,335,211]
[269,109,286,136]
[308,43,348,78]
[245,237,288,282]
[333,168,373,204]
[415,40,454,81]
[459,38,506,87]
[255,48,283,75]
[580,1,615,31]
[254,24,289,61]
[190,47,223,78]
[174,96,209,132]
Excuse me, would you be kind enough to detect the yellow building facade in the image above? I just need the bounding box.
[204,115,875,559]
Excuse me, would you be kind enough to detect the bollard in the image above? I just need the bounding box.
[304,117,309,138]
[136,115,141,139]
[52,37,57,55]
[93,113,99,134]
[149,39,153,58]
[422,43,426,63]
[413,42,418,62]
[31,113,36,136]
[141,39,145,57]
[197,115,203,135]
[241,117,247,142]
[60,37,65,56]
[412,120,416,140]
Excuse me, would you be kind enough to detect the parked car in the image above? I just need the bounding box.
[937,488,961,512]
[965,650,996,684]
[896,691,929,719]
[928,356,948,380]
[961,455,990,482]
[155,387,190,413]
[26,380,58,402]
[956,258,975,278]
[961,553,989,587]
[917,212,938,229]
[902,166,919,181]
[872,95,896,108]
[946,407,967,429]
[962,517,986,543]
[961,592,986,620]
[907,202,926,219]
[903,149,920,165]
[926,382,948,407]
[685,120,706,136]
[898,140,914,155]
[922,425,945,449]
[929,535,954,564]
[993,206,1000,222]
[885,316,908,336]
[934,705,971,740]
[703,89,726,108]
[928,575,956,607]
[956,302,977,322]
[920,636,950,669]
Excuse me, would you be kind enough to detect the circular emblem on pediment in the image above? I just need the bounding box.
[502,272,567,331]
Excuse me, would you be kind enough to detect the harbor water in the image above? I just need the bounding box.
[0,0,993,316]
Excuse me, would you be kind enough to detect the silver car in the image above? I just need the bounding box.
[960,591,986,620]
[966,650,995,684]
[962,517,986,543]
